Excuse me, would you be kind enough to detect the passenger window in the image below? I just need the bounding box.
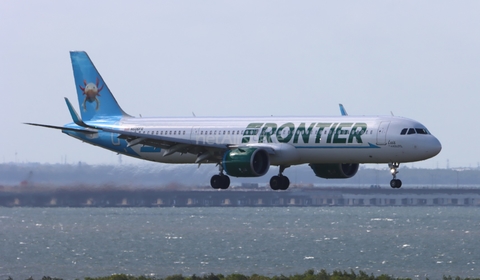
[407,128,416,135]
[401,128,407,135]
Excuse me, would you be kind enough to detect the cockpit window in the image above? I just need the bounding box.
[401,127,431,135]
[415,128,429,134]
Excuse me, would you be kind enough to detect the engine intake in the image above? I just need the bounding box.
[223,148,270,177]
[309,163,359,179]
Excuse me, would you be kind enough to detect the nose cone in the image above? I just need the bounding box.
[427,136,442,158]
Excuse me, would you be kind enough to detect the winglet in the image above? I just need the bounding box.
[65,97,89,127]
[339,104,348,116]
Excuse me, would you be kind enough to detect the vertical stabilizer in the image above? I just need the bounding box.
[70,51,131,121]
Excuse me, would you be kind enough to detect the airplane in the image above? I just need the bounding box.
[26,51,442,190]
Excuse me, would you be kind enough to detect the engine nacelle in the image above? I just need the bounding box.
[309,163,359,179]
[223,148,270,177]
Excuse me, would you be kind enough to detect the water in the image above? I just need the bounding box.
[0,207,479,279]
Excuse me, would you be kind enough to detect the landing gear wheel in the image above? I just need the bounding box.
[388,162,402,189]
[211,175,230,189]
[270,176,281,190]
[270,165,291,191]
[280,176,290,190]
[211,163,230,190]
[220,175,230,189]
[269,175,290,190]
[390,179,402,189]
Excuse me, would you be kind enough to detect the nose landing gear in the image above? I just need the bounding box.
[389,162,402,189]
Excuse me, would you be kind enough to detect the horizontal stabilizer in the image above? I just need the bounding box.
[24,123,97,133]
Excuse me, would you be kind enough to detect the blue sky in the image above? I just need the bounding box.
[1,1,479,169]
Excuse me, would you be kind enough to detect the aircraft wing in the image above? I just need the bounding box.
[89,124,282,163]
[94,125,231,163]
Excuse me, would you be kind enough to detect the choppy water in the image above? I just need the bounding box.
[0,207,479,279]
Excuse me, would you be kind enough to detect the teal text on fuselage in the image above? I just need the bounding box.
[242,122,367,144]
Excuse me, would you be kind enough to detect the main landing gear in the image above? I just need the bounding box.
[269,165,290,190]
[211,174,230,189]
[210,164,292,191]
[389,162,402,189]
[210,165,230,189]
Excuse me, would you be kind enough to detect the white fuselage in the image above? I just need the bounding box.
[93,115,442,166]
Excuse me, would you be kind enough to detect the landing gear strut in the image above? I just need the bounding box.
[389,162,402,189]
[270,165,290,190]
[210,164,230,189]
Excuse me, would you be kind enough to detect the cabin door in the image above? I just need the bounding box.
[376,121,390,145]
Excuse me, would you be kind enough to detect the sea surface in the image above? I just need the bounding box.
[0,207,479,279]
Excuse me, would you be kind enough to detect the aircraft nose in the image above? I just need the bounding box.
[429,136,442,157]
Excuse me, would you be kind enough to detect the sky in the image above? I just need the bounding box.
[1,1,479,169]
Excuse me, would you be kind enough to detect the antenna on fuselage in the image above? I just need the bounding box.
[192,112,196,117]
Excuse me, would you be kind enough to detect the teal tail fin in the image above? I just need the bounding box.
[70,51,131,121]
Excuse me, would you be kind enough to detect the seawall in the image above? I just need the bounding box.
[1,186,479,207]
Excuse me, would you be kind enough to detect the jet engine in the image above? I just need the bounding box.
[223,148,270,177]
[309,163,359,179]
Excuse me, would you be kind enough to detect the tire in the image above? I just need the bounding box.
[210,175,222,189]
[270,176,280,190]
[220,175,230,189]
[280,176,290,190]
[390,179,402,189]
